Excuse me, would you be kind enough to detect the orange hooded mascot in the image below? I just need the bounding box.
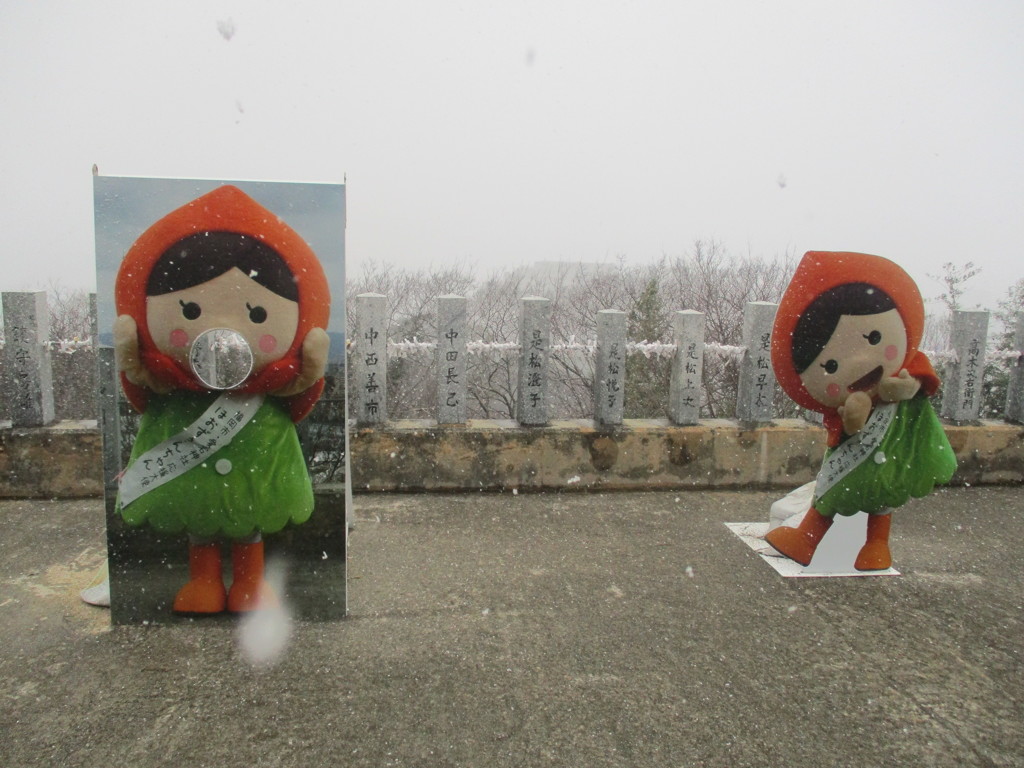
[764,252,956,570]
[114,185,330,613]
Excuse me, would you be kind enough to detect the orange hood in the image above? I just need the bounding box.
[114,184,330,419]
[771,251,938,441]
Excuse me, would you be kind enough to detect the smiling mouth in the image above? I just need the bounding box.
[848,366,884,393]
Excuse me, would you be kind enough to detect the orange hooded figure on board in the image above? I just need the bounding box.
[764,251,956,570]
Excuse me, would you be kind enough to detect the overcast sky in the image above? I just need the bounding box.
[1,1,1021,312]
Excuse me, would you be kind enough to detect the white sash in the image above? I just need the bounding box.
[119,392,265,507]
[814,401,897,499]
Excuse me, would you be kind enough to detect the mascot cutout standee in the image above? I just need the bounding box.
[764,251,957,571]
[114,185,330,614]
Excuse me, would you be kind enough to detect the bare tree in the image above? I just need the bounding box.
[465,266,545,419]
[0,281,96,421]
[346,244,797,422]
[346,262,475,418]
[46,281,93,342]
[929,261,983,314]
[981,277,1024,417]
[46,282,97,420]
[666,241,795,418]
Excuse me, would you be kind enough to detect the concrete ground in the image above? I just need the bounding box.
[1,486,1021,768]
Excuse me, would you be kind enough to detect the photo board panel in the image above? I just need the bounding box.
[94,175,347,624]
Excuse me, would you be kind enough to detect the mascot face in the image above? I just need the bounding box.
[115,185,330,397]
[147,268,299,375]
[771,251,925,415]
[797,306,908,409]
[143,233,302,388]
[144,231,302,390]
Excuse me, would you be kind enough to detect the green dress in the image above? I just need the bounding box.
[814,395,957,517]
[116,391,314,539]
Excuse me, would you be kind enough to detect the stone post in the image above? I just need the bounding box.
[735,301,777,424]
[516,296,551,426]
[89,293,100,420]
[668,310,705,426]
[354,293,388,426]
[941,310,989,422]
[594,309,627,426]
[436,295,468,425]
[2,291,55,427]
[1005,313,1024,424]
[97,346,122,489]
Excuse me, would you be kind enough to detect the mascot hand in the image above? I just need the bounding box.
[113,315,172,394]
[878,368,921,403]
[272,327,330,397]
[838,390,872,435]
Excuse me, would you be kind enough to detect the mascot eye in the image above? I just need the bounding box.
[179,300,202,320]
[246,302,268,324]
[821,359,839,374]
[864,330,882,345]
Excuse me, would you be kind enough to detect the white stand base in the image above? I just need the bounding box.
[726,514,900,578]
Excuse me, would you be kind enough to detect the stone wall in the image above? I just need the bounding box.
[350,419,1024,493]
[0,421,103,498]
[3,419,1022,499]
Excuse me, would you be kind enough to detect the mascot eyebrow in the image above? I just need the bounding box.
[146,231,299,301]
[791,282,896,374]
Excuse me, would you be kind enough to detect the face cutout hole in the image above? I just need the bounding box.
[189,328,254,390]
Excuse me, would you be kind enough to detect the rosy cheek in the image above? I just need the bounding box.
[169,329,189,348]
[885,344,899,361]
[259,334,278,354]
[826,383,841,400]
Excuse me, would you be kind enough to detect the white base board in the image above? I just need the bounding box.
[726,514,900,578]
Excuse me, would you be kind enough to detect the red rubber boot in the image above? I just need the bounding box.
[227,540,278,613]
[763,507,834,566]
[173,542,227,614]
[855,513,892,571]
